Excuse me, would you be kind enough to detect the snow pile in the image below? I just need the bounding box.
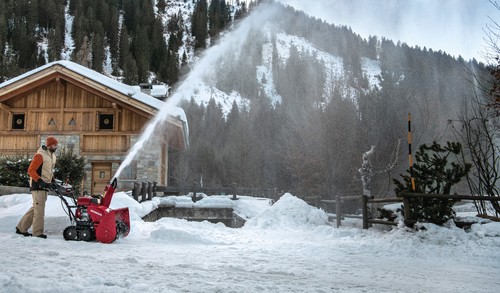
[109,191,156,219]
[471,222,500,237]
[245,193,328,228]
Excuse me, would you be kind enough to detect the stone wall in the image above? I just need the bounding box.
[142,205,244,228]
[0,186,30,196]
[47,134,166,195]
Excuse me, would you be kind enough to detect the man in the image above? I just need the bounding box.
[15,136,58,239]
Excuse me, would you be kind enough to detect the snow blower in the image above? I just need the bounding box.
[52,178,130,243]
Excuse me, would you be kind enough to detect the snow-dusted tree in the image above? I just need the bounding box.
[73,35,91,67]
[394,142,471,225]
[359,146,375,196]
[358,141,400,197]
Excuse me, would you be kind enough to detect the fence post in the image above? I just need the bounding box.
[402,193,412,227]
[335,194,341,228]
[192,182,197,202]
[362,194,369,229]
[132,182,140,202]
[231,182,238,200]
[147,182,153,201]
[141,182,147,202]
[152,181,157,199]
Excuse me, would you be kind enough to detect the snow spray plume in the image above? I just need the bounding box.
[113,2,280,180]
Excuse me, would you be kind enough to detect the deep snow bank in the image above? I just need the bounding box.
[244,193,328,228]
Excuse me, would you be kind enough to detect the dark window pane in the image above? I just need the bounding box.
[99,114,114,130]
[12,114,25,130]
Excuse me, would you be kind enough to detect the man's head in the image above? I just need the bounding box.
[46,136,58,153]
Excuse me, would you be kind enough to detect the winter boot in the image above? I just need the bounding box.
[16,227,32,237]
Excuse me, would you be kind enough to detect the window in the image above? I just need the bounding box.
[98,113,114,130]
[11,113,25,130]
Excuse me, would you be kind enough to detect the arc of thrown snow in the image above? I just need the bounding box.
[113,2,280,180]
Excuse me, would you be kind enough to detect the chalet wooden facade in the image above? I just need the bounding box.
[0,61,188,195]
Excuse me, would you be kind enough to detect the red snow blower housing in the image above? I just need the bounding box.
[52,178,130,243]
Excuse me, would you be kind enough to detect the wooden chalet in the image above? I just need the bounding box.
[0,61,188,195]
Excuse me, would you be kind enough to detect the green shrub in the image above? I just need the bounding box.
[54,148,86,196]
[0,155,31,187]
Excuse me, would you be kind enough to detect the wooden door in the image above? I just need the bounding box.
[91,162,112,196]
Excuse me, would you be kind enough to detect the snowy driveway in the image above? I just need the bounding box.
[1,193,499,292]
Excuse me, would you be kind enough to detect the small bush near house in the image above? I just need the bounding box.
[0,155,31,187]
[54,148,86,196]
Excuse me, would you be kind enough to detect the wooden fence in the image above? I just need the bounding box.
[397,192,500,226]
[325,192,500,229]
[129,183,500,229]
[130,182,281,203]
[130,181,156,202]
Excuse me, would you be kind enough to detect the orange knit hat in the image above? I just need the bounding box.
[46,136,58,147]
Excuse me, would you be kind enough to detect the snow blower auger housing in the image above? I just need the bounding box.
[52,178,130,243]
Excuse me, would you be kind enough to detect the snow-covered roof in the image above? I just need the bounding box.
[131,84,169,99]
[0,60,186,122]
[1,60,160,107]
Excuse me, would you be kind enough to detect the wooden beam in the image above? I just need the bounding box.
[56,69,156,117]
[0,102,10,111]
[0,72,61,102]
[58,79,65,131]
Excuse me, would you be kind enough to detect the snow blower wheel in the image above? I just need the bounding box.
[63,226,78,241]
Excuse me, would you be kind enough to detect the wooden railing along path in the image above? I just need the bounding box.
[130,182,500,229]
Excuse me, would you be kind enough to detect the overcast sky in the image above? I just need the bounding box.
[277,0,497,63]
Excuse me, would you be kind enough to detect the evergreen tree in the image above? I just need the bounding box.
[37,49,46,66]
[91,29,105,72]
[131,26,150,82]
[151,17,168,73]
[209,0,231,38]
[192,0,208,50]
[11,18,37,69]
[73,35,91,67]
[107,5,120,72]
[157,0,166,13]
[0,7,7,58]
[123,57,138,85]
[394,142,471,225]
[47,23,63,62]
[119,25,131,70]
[234,2,247,20]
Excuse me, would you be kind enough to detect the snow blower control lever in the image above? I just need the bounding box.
[51,177,130,244]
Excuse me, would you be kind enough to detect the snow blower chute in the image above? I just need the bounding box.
[52,178,130,243]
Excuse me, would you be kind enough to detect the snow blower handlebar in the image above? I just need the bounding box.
[47,181,77,222]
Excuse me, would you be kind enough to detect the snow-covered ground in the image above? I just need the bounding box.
[1,191,499,292]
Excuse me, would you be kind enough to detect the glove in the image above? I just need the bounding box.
[37,178,49,189]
